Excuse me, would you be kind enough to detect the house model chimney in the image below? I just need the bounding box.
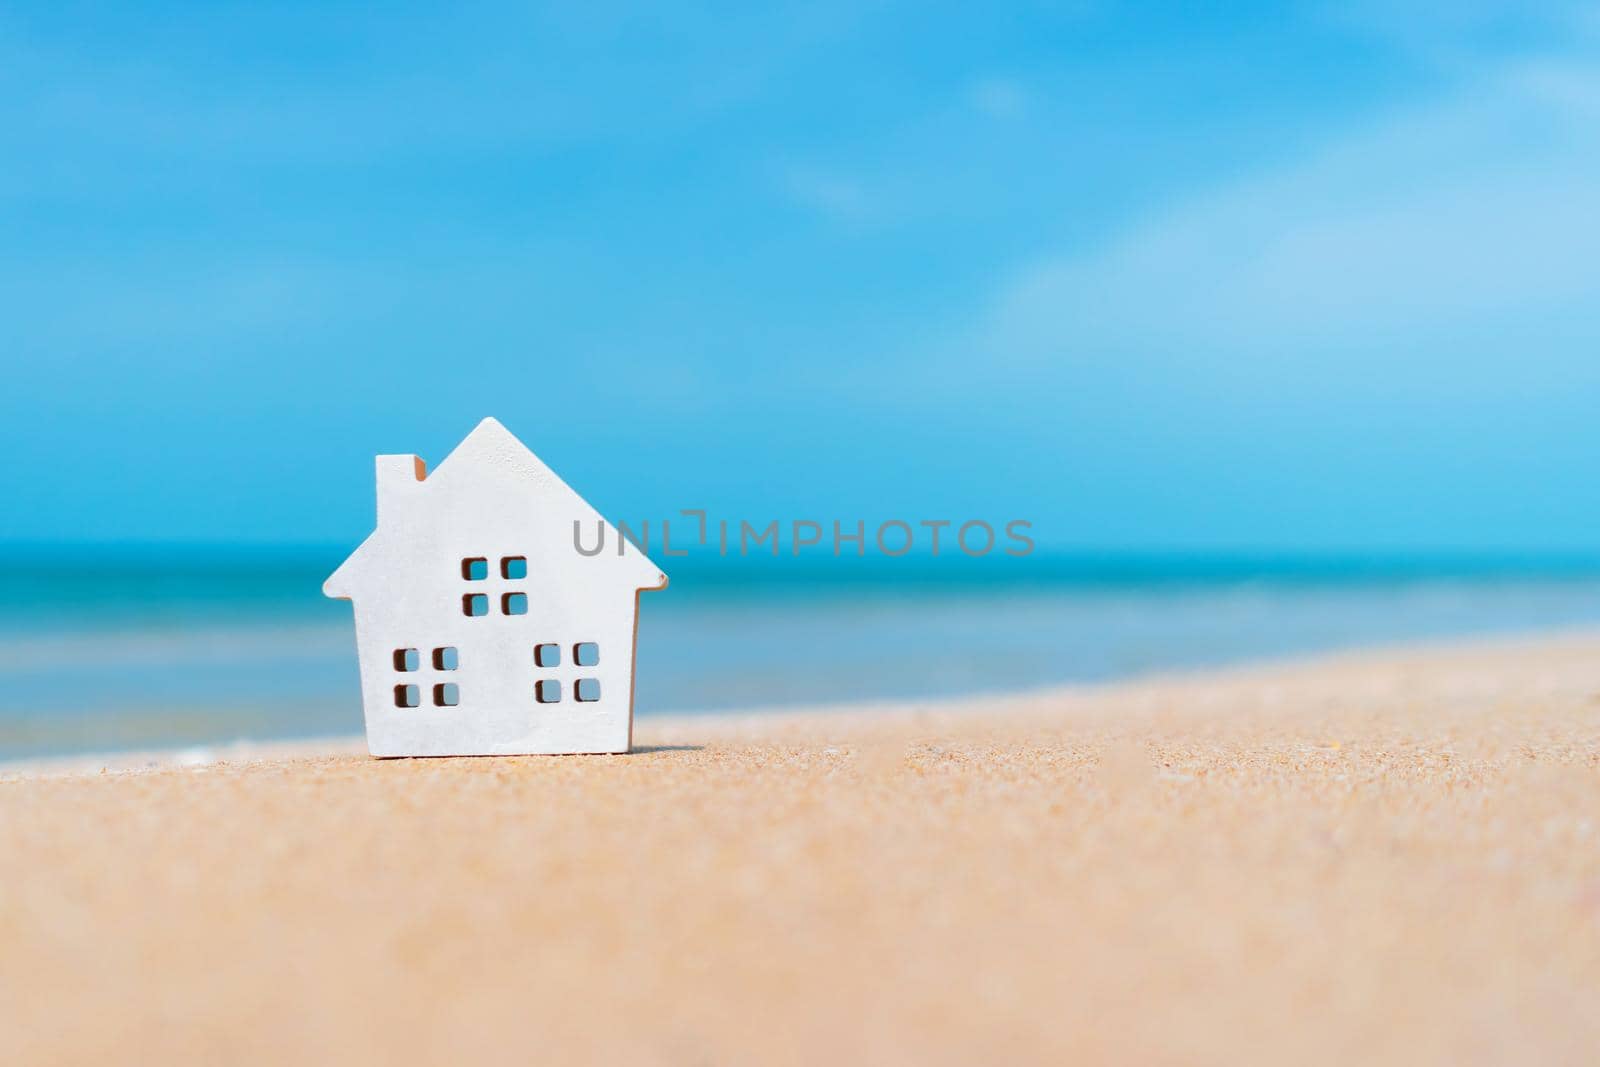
[375,454,426,525]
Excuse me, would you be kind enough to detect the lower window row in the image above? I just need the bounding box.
[394,679,601,707]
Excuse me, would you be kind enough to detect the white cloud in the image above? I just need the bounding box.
[782,166,869,218]
[968,77,1028,120]
[981,57,1600,394]
[1319,1,1600,65]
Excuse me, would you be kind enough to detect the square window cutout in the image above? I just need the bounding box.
[462,557,489,581]
[503,592,528,615]
[535,643,560,668]
[574,642,600,667]
[393,648,419,672]
[463,593,489,617]
[501,556,527,580]
[433,683,459,707]
[433,647,458,671]
[394,684,420,708]
[575,678,601,702]
[536,679,561,704]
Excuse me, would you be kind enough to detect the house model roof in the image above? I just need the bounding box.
[324,417,667,599]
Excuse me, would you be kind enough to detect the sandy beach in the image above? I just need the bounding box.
[3,633,1599,1065]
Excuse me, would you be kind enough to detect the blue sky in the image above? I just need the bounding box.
[5,2,1600,551]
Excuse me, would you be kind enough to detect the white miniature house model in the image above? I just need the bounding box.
[324,418,667,756]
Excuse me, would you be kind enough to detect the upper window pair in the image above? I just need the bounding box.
[462,556,526,581]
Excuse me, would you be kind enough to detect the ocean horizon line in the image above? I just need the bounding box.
[9,541,1600,586]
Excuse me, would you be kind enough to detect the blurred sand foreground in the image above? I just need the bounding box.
[3,635,1600,1066]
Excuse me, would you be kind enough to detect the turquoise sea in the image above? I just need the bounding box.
[5,548,1600,761]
